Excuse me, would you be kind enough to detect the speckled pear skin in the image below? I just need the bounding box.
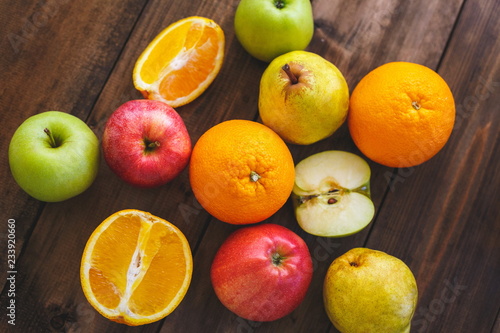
[324,248,418,333]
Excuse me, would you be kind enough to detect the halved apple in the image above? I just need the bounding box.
[292,150,375,237]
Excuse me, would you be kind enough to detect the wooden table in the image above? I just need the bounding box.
[1,0,499,332]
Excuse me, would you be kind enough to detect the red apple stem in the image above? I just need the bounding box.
[282,64,299,84]
[144,139,161,153]
[44,128,57,148]
[147,141,161,148]
[271,252,284,266]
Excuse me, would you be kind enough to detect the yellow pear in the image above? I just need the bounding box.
[259,51,349,145]
[324,248,418,333]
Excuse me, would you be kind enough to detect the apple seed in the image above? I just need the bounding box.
[327,198,337,204]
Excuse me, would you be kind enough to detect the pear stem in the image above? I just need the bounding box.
[282,64,299,84]
[44,128,57,148]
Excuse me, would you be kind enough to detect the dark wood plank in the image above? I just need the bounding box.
[310,0,463,87]
[0,0,148,290]
[493,313,500,333]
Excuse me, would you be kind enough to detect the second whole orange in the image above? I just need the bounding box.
[348,62,455,168]
[189,119,295,224]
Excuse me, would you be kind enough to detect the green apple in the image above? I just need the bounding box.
[292,151,374,237]
[259,51,349,145]
[324,248,418,333]
[234,0,314,62]
[9,111,100,202]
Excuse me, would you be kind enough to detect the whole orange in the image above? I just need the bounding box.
[189,119,295,224]
[348,62,455,168]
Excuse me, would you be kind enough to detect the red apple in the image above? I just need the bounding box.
[102,99,191,187]
[211,223,313,322]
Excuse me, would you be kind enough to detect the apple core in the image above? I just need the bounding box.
[292,151,375,237]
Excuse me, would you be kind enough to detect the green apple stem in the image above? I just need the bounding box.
[274,0,285,9]
[44,128,58,148]
[282,64,299,84]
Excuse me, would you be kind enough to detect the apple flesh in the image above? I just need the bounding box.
[234,0,314,62]
[324,248,418,333]
[259,51,350,145]
[8,111,100,202]
[292,151,375,237]
[102,99,191,188]
[210,223,313,322]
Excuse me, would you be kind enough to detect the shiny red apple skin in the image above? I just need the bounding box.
[211,223,313,322]
[102,99,191,188]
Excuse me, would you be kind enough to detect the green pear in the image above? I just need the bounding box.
[324,248,418,333]
[259,51,349,145]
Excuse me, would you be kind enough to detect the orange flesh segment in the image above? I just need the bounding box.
[158,23,220,100]
[139,20,193,85]
[129,222,188,315]
[86,213,190,317]
[89,215,141,309]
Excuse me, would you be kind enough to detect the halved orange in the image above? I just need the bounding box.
[80,209,193,326]
[133,16,225,107]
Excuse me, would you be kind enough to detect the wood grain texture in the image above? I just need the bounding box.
[0,0,149,288]
[1,0,498,332]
